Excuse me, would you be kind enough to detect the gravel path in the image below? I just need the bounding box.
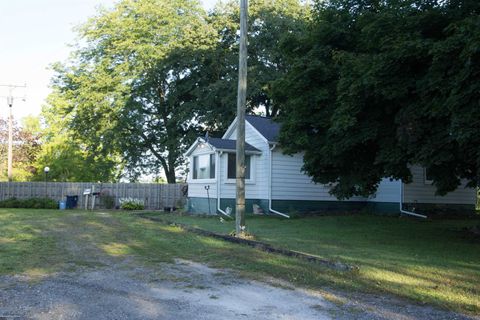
[1,259,477,320]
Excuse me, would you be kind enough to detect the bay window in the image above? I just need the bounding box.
[192,154,215,179]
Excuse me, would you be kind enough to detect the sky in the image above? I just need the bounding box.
[0,0,218,121]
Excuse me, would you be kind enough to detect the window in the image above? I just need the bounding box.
[192,154,215,179]
[227,153,251,179]
[424,168,433,184]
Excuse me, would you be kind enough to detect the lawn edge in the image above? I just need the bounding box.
[135,212,357,272]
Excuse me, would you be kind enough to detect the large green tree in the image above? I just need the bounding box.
[191,0,310,133]
[48,0,216,183]
[34,91,122,182]
[275,0,480,199]
[47,0,310,181]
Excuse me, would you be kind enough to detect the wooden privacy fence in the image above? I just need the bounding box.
[0,182,186,210]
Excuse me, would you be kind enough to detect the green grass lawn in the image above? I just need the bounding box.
[0,209,479,315]
[152,212,480,315]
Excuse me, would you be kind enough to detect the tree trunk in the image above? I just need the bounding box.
[165,169,176,184]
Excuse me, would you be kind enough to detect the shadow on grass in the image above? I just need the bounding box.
[142,212,480,314]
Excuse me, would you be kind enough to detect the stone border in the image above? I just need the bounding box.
[136,213,357,272]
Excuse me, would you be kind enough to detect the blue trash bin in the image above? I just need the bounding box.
[59,201,66,210]
[66,195,79,209]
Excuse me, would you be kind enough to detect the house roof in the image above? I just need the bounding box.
[207,137,260,152]
[245,115,280,143]
[184,137,261,156]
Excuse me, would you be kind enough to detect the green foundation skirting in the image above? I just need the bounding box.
[219,198,269,214]
[271,199,367,214]
[188,197,268,215]
[187,197,218,215]
[188,197,401,215]
[365,202,400,215]
[402,202,477,216]
[188,197,476,216]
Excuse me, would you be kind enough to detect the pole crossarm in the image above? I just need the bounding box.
[0,83,27,102]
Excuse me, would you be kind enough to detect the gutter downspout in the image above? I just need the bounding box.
[268,144,290,218]
[399,180,427,219]
[216,151,231,218]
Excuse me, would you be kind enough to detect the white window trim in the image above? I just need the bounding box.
[224,153,256,185]
[188,151,217,183]
[424,168,433,185]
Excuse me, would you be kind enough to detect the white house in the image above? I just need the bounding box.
[185,115,476,216]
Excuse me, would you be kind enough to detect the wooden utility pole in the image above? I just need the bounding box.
[1,84,26,182]
[7,100,13,181]
[235,0,248,236]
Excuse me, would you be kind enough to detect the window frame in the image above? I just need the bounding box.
[424,168,434,185]
[225,153,255,184]
[190,152,216,182]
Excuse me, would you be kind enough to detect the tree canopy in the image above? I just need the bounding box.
[275,0,480,198]
[0,116,41,181]
[47,0,216,183]
[44,0,309,182]
[34,91,122,182]
[40,0,479,192]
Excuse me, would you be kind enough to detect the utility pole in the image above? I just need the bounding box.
[0,84,27,181]
[235,0,248,236]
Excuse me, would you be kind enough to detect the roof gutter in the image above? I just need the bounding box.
[268,144,290,218]
[215,148,262,155]
[399,179,427,219]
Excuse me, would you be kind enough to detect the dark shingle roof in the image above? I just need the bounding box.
[245,115,280,142]
[207,137,260,152]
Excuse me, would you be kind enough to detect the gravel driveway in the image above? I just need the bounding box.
[2,260,478,319]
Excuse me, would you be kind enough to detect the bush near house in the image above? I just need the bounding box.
[0,197,58,209]
[100,193,115,209]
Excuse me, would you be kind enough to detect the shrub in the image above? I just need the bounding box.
[0,198,20,208]
[119,198,144,210]
[0,197,58,209]
[100,193,115,209]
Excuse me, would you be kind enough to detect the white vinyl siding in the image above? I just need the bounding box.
[367,178,401,203]
[188,118,475,208]
[403,166,476,204]
[187,182,217,199]
[271,150,364,202]
[220,122,269,200]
